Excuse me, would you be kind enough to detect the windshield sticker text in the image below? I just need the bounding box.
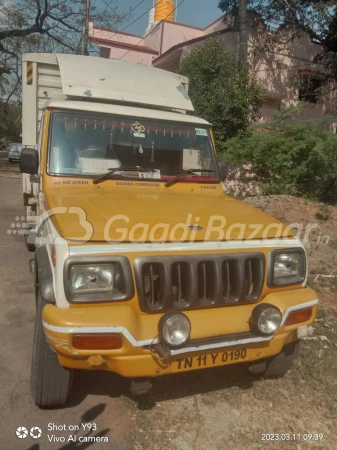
[115,181,160,187]
[195,128,208,136]
[54,180,89,185]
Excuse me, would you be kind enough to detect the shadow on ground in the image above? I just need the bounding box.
[60,362,257,412]
[64,371,128,408]
[134,363,256,410]
[27,404,110,450]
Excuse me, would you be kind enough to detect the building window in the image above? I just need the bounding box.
[298,76,323,104]
[100,47,110,59]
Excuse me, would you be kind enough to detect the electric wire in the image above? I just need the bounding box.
[119,0,187,60]
[93,0,166,40]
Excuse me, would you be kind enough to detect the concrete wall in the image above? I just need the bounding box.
[143,23,164,53]
[105,46,155,65]
[153,30,238,72]
[89,19,156,65]
[160,22,203,54]
[180,30,238,60]
[250,32,337,121]
[89,20,141,45]
[250,32,324,100]
[204,16,230,34]
[259,103,327,123]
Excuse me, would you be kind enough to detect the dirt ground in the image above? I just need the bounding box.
[128,196,337,450]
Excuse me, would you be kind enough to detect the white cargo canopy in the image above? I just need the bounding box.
[55,54,194,112]
[45,100,210,125]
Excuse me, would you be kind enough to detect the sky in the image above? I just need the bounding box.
[96,0,222,36]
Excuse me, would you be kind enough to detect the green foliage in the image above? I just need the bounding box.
[222,113,337,204]
[0,104,21,143]
[177,36,265,151]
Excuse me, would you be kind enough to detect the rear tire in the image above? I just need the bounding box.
[249,340,300,379]
[31,291,73,407]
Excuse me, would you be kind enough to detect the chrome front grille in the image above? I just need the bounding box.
[134,253,265,312]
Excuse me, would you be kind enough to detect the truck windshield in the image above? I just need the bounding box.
[48,112,219,184]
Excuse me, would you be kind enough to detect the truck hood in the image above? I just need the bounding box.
[44,188,293,243]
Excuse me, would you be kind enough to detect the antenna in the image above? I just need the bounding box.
[175,0,178,21]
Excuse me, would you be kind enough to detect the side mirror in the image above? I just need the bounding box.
[20,148,39,175]
[217,161,229,182]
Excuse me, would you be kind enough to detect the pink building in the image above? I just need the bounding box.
[89,6,336,124]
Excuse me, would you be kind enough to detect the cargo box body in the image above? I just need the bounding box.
[21,53,191,222]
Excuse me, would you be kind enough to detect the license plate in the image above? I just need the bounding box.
[172,348,249,372]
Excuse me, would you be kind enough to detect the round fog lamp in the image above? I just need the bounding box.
[158,311,191,348]
[252,304,282,335]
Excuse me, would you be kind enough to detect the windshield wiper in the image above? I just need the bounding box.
[93,166,154,185]
[165,169,216,188]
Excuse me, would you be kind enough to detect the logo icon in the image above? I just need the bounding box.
[7,215,32,236]
[16,427,28,439]
[131,121,145,133]
[30,427,42,439]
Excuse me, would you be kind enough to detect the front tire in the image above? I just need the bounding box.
[249,340,300,379]
[31,291,73,407]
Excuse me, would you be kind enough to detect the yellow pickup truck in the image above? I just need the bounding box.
[20,53,318,407]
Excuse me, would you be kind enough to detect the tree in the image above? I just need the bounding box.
[218,1,337,82]
[0,104,21,142]
[238,0,248,63]
[0,0,130,56]
[0,0,130,140]
[177,36,265,153]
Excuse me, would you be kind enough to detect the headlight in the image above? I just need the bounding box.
[158,311,191,348]
[251,304,282,335]
[268,248,306,287]
[64,256,134,303]
[70,264,115,294]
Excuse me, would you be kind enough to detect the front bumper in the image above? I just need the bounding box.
[42,287,318,378]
